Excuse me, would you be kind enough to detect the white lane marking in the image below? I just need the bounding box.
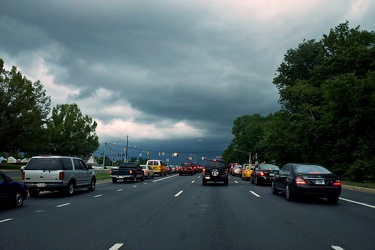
[117,189,123,192]
[331,245,345,250]
[109,243,124,250]
[35,210,45,213]
[339,197,375,209]
[132,185,137,188]
[234,181,238,183]
[152,175,178,182]
[175,191,183,197]
[56,203,71,208]
[250,191,260,197]
[0,218,13,223]
[191,180,195,183]
[94,194,102,198]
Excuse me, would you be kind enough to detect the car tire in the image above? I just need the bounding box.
[141,175,145,181]
[285,184,294,201]
[132,176,136,182]
[202,179,207,186]
[224,179,229,186]
[327,195,339,204]
[66,181,75,196]
[112,178,117,183]
[271,182,278,194]
[254,176,259,185]
[88,177,96,191]
[13,192,25,208]
[29,189,40,198]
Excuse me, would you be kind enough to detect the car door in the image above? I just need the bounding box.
[0,172,10,204]
[73,159,91,186]
[275,164,290,191]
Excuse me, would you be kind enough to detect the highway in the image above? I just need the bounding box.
[1,173,374,250]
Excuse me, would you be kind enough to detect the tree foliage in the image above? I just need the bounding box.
[0,59,51,154]
[46,103,99,159]
[225,22,375,182]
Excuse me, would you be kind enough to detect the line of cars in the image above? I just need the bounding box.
[231,161,342,204]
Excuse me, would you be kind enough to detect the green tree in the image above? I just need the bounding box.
[46,103,99,159]
[0,59,51,154]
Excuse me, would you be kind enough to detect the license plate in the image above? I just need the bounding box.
[315,179,325,185]
[205,176,210,180]
[269,173,274,176]
[37,183,46,187]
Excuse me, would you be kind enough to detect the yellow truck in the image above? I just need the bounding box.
[146,159,167,176]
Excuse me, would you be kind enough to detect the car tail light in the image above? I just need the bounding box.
[258,171,264,176]
[59,172,64,180]
[333,180,341,187]
[22,171,25,180]
[225,168,229,175]
[202,168,206,174]
[110,169,113,174]
[130,169,133,174]
[295,176,307,185]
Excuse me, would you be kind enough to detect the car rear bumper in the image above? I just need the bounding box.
[25,182,65,191]
[203,175,228,182]
[295,186,341,197]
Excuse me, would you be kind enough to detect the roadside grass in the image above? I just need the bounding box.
[342,180,375,189]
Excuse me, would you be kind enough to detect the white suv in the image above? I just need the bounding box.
[22,156,96,197]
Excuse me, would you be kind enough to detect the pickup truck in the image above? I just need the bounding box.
[109,162,145,183]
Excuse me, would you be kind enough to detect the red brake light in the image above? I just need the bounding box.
[225,168,229,175]
[110,169,113,174]
[295,176,307,185]
[59,172,64,180]
[333,180,341,187]
[202,168,206,174]
[22,171,25,180]
[258,171,264,176]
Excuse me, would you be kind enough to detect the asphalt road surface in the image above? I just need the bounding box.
[1,174,374,250]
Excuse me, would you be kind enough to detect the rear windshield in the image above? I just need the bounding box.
[205,161,226,168]
[26,158,62,171]
[294,165,331,174]
[259,164,279,170]
[119,163,138,168]
[181,162,192,167]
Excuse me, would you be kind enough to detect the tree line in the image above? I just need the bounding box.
[0,59,99,160]
[222,22,375,182]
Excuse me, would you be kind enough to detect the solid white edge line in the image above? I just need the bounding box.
[175,191,183,197]
[0,218,13,223]
[109,243,124,250]
[56,203,71,208]
[152,175,178,182]
[339,197,375,209]
[250,191,260,197]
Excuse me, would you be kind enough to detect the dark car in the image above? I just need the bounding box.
[202,159,229,186]
[0,171,28,208]
[178,162,195,175]
[251,163,280,185]
[271,163,342,204]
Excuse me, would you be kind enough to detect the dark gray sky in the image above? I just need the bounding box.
[1,1,374,163]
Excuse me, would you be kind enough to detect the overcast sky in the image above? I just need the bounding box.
[1,1,374,163]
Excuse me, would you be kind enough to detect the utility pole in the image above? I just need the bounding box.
[125,135,129,163]
[103,142,107,166]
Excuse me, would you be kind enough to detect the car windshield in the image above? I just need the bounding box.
[205,161,225,168]
[259,164,279,170]
[181,163,192,167]
[26,158,61,170]
[294,165,331,174]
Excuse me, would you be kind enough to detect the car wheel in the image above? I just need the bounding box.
[88,177,96,191]
[202,179,207,186]
[254,176,259,185]
[29,189,40,198]
[224,179,229,186]
[13,192,24,208]
[112,178,117,183]
[327,195,339,204]
[66,181,75,196]
[285,184,294,201]
[132,176,136,182]
[271,182,278,194]
[141,175,145,181]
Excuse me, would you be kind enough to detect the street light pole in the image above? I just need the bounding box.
[190,154,196,162]
[234,149,252,163]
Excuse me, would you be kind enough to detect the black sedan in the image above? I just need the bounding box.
[0,171,28,208]
[271,163,341,204]
[250,163,280,185]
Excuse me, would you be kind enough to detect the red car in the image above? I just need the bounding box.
[178,162,195,175]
